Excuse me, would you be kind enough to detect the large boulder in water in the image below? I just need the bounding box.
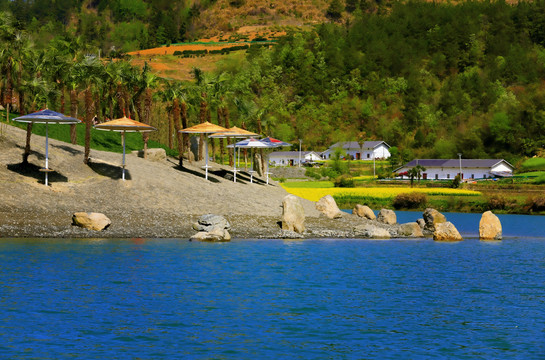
[423,208,447,232]
[377,209,396,225]
[397,222,424,238]
[433,222,462,242]
[353,204,376,220]
[281,195,305,233]
[316,195,343,219]
[72,212,111,231]
[479,211,502,240]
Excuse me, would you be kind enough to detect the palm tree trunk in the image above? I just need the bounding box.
[242,121,248,170]
[217,108,224,165]
[168,112,173,149]
[172,98,184,166]
[70,89,78,144]
[60,88,65,114]
[143,88,152,159]
[223,107,233,166]
[84,88,94,165]
[22,123,32,164]
[181,101,190,163]
[198,95,207,161]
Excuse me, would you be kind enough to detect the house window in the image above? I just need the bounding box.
[435,174,438,180]
[447,174,450,179]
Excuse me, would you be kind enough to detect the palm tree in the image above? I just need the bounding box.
[140,64,158,159]
[19,76,53,163]
[78,55,104,164]
[408,164,426,187]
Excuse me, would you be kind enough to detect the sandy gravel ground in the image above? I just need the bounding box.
[0,124,360,239]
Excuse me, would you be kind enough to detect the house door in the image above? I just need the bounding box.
[423,173,427,180]
[356,153,361,160]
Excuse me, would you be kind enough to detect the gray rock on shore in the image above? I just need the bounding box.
[353,204,376,220]
[191,214,231,241]
[316,195,343,219]
[479,211,502,240]
[353,224,391,239]
[281,195,306,233]
[72,212,111,231]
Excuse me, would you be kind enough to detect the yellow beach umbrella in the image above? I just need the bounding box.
[180,122,229,180]
[95,116,156,181]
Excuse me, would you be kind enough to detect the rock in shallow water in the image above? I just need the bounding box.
[433,221,462,242]
[479,211,502,240]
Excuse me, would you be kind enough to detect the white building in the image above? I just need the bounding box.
[322,141,391,160]
[268,151,322,166]
[396,159,514,180]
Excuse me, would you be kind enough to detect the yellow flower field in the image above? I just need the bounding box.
[281,185,481,202]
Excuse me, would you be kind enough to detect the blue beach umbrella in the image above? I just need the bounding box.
[13,109,81,186]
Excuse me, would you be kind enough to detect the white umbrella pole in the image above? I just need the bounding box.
[122,131,126,181]
[205,135,209,180]
[45,123,49,186]
[233,145,237,183]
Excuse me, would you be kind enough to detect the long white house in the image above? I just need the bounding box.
[268,151,322,166]
[396,159,514,180]
[322,141,391,160]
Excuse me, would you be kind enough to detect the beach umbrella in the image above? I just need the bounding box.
[260,137,291,184]
[261,137,291,147]
[13,109,81,186]
[180,121,229,180]
[210,127,260,182]
[94,116,156,181]
[228,138,273,183]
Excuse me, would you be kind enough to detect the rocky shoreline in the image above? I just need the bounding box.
[0,124,501,241]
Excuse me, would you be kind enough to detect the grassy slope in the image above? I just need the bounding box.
[0,111,178,157]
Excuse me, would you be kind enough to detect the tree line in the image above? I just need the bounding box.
[2,0,545,171]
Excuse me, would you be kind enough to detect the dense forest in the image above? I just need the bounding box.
[1,0,545,167]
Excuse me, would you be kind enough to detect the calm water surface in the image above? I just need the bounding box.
[1,213,544,359]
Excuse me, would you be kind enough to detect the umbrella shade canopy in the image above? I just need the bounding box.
[261,137,291,147]
[228,138,272,148]
[13,109,80,124]
[94,116,157,181]
[13,109,81,186]
[180,121,228,134]
[209,126,260,138]
[94,116,156,132]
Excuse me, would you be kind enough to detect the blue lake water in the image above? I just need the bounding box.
[0,212,544,359]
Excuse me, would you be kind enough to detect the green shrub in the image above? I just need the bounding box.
[486,195,516,210]
[333,174,354,188]
[533,174,545,184]
[173,50,183,56]
[526,196,545,212]
[392,193,427,209]
[305,167,322,180]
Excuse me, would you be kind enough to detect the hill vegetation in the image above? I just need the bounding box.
[1,0,545,171]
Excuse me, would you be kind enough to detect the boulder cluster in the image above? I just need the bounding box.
[190,214,231,242]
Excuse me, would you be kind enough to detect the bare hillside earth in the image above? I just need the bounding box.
[194,0,328,37]
[0,124,360,239]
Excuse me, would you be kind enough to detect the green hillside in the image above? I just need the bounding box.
[1,0,545,170]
